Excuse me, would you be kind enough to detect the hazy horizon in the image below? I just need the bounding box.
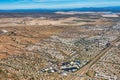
[0,0,120,10]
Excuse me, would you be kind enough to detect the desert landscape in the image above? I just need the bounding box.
[0,12,120,80]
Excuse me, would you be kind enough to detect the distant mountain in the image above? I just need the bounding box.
[0,6,120,13]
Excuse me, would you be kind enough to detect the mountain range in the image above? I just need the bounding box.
[0,6,120,13]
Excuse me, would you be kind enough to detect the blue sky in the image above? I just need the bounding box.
[0,0,120,9]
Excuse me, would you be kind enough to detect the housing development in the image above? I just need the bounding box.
[0,12,120,80]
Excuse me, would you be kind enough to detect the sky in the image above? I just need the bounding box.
[0,0,120,10]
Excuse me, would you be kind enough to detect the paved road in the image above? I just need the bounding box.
[66,36,120,80]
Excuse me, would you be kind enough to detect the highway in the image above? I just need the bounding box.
[66,36,120,80]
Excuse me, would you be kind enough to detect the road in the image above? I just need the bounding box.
[66,36,120,80]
